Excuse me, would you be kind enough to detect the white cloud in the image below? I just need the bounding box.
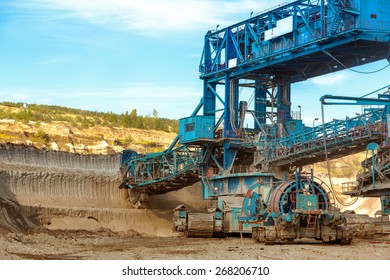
[23,0,290,33]
[310,72,349,86]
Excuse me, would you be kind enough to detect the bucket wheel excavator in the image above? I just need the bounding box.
[120,0,390,243]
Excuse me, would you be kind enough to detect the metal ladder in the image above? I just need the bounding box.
[306,213,317,235]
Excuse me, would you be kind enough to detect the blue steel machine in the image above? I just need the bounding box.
[120,0,390,243]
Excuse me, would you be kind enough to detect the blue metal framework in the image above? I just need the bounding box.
[120,0,390,205]
[121,145,201,194]
[197,0,390,179]
[200,0,390,81]
[263,107,388,167]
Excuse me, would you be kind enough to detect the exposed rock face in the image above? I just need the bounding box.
[0,143,126,208]
[0,118,176,154]
[0,144,205,236]
[0,143,119,174]
[0,196,36,235]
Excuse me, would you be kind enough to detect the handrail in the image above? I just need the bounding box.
[122,145,201,188]
[263,108,386,165]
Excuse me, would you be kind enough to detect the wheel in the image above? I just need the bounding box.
[252,227,266,243]
[336,225,353,245]
[264,227,277,245]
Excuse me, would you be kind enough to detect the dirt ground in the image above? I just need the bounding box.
[1,229,390,260]
[1,144,390,260]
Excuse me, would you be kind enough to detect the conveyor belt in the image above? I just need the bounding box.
[263,114,387,168]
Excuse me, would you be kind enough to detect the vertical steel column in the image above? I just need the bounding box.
[223,28,238,138]
[223,28,239,172]
[223,75,239,171]
[277,83,292,124]
[254,81,267,130]
[224,75,233,138]
[203,81,216,117]
[203,32,216,117]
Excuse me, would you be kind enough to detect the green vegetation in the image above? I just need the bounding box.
[35,129,50,143]
[0,102,178,133]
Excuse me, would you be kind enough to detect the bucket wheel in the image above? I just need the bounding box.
[128,189,150,209]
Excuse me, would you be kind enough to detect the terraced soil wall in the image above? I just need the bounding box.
[0,144,205,236]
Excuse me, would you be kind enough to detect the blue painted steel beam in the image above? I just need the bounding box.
[320,94,390,106]
[203,82,216,117]
[199,0,390,82]
[254,81,267,129]
[223,75,237,138]
[122,145,201,189]
[121,1,390,200]
[262,104,388,167]
[207,84,225,106]
[191,98,204,117]
[277,84,292,124]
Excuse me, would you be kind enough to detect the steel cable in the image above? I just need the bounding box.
[323,50,390,74]
[320,103,359,207]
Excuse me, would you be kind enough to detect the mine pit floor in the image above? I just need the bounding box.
[1,230,390,260]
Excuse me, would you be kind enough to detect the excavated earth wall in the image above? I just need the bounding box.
[0,144,205,236]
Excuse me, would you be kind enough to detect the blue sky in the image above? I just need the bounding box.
[1,0,389,124]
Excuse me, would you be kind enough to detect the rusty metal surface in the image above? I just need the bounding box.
[186,213,214,238]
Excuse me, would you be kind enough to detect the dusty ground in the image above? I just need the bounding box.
[1,229,390,260]
[1,144,390,260]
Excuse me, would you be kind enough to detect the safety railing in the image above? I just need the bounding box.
[199,0,372,77]
[263,108,387,165]
[341,181,358,193]
[122,145,201,188]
